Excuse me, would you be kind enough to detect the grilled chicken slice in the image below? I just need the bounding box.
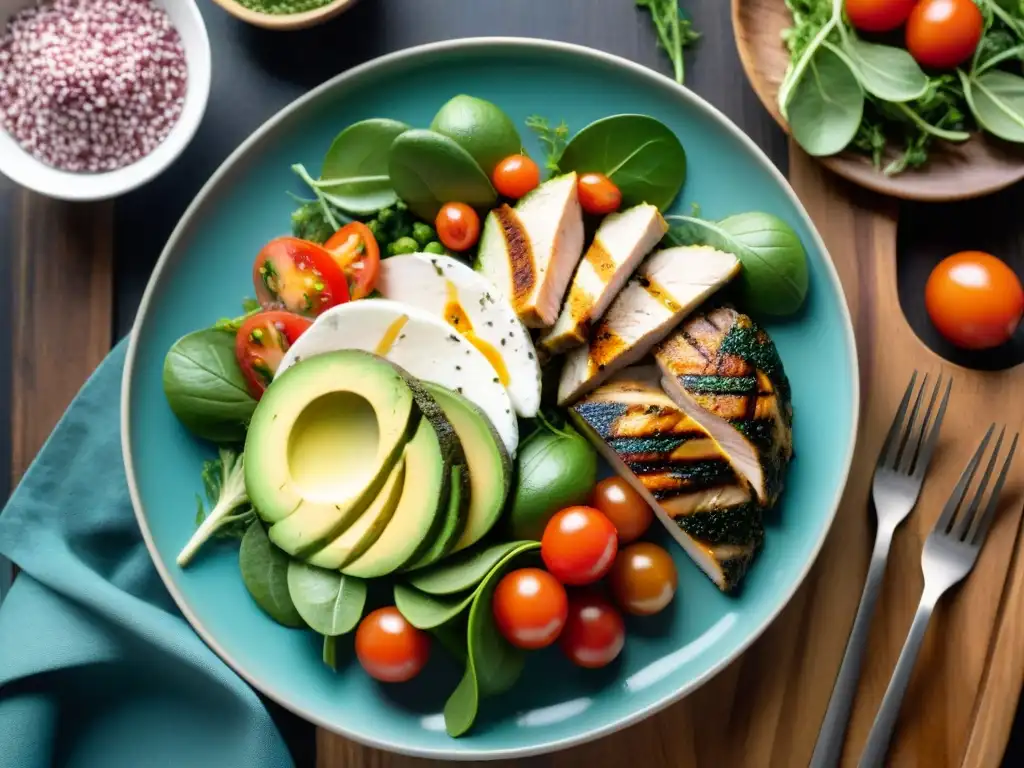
[476,172,585,328]
[569,366,764,592]
[539,204,668,355]
[655,307,794,507]
[557,246,740,405]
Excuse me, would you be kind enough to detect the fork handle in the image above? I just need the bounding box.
[809,527,894,768]
[858,591,937,768]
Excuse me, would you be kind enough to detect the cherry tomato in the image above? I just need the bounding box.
[577,173,622,216]
[492,568,569,650]
[435,202,481,252]
[541,506,618,586]
[906,0,983,69]
[355,607,430,683]
[925,251,1024,350]
[324,221,380,300]
[560,592,626,669]
[609,543,678,617]
[234,310,312,398]
[589,477,654,544]
[253,237,350,316]
[492,154,541,199]
[844,0,916,33]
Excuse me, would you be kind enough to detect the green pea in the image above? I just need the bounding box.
[391,236,420,255]
[423,241,445,255]
[394,199,408,213]
[377,208,396,226]
[366,219,382,239]
[412,222,437,247]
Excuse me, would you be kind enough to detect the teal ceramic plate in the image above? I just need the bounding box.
[122,39,859,760]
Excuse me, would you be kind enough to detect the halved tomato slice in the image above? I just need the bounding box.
[235,310,313,398]
[325,222,380,300]
[253,237,350,316]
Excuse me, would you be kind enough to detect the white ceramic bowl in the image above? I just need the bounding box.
[0,0,211,201]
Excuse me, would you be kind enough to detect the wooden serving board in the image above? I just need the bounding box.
[318,147,1024,768]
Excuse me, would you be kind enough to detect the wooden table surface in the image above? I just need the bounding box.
[3,0,1024,765]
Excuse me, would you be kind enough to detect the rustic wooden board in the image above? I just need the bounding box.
[318,148,1024,768]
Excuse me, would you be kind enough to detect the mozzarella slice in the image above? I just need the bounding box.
[277,299,519,457]
[376,253,541,418]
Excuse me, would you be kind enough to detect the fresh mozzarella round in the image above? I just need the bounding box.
[277,299,519,457]
[376,254,542,418]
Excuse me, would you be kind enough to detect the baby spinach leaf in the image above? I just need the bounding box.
[239,521,306,629]
[557,114,687,211]
[665,213,809,317]
[286,561,367,636]
[960,69,1024,143]
[404,541,535,596]
[787,42,864,157]
[323,635,338,671]
[840,37,928,103]
[443,541,539,738]
[388,129,497,221]
[777,1,841,118]
[394,583,476,630]
[162,329,256,444]
[312,118,410,215]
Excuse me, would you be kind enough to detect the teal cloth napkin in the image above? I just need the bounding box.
[0,340,295,768]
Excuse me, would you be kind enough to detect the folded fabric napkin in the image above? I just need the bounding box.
[0,340,295,768]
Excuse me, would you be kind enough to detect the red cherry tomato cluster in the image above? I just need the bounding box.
[844,0,983,70]
[490,479,676,669]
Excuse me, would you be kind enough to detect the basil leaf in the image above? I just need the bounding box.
[239,521,305,629]
[664,212,809,317]
[787,42,864,157]
[312,118,410,214]
[961,69,1024,143]
[162,329,257,443]
[286,561,367,636]
[558,114,687,211]
[388,129,497,221]
[404,541,535,596]
[840,37,928,103]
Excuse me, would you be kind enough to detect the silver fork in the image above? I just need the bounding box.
[858,425,1019,767]
[810,372,951,768]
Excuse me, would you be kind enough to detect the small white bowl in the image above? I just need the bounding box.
[0,0,211,201]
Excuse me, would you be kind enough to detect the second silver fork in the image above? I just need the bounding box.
[810,372,951,768]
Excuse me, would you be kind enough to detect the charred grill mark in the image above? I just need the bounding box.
[637,275,682,314]
[673,503,763,545]
[629,459,738,497]
[681,374,758,395]
[589,327,629,369]
[494,205,534,309]
[584,239,616,282]
[570,401,628,440]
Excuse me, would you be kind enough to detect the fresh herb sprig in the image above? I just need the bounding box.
[637,0,701,85]
[524,115,570,173]
[177,447,254,567]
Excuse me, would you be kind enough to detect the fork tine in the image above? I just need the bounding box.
[899,374,942,475]
[970,433,1019,546]
[913,377,952,481]
[879,371,918,470]
[934,424,995,535]
[893,373,929,472]
[952,427,1005,541]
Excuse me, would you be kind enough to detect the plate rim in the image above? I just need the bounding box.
[120,36,861,760]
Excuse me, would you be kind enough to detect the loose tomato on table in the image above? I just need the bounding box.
[609,542,678,617]
[253,236,350,316]
[234,310,312,398]
[589,477,654,544]
[324,221,380,300]
[560,592,626,669]
[492,568,568,650]
[925,251,1024,350]
[577,173,622,216]
[541,506,618,586]
[355,607,430,683]
[436,202,481,252]
[844,0,916,33]
[492,154,541,199]
[906,0,984,70]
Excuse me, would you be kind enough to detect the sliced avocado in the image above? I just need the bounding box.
[343,379,461,578]
[245,351,415,537]
[404,464,469,571]
[421,383,512,555]
[302,457,407,570]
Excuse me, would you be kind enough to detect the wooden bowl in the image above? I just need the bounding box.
[732,0,1024,201]
[209,0,358,31]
